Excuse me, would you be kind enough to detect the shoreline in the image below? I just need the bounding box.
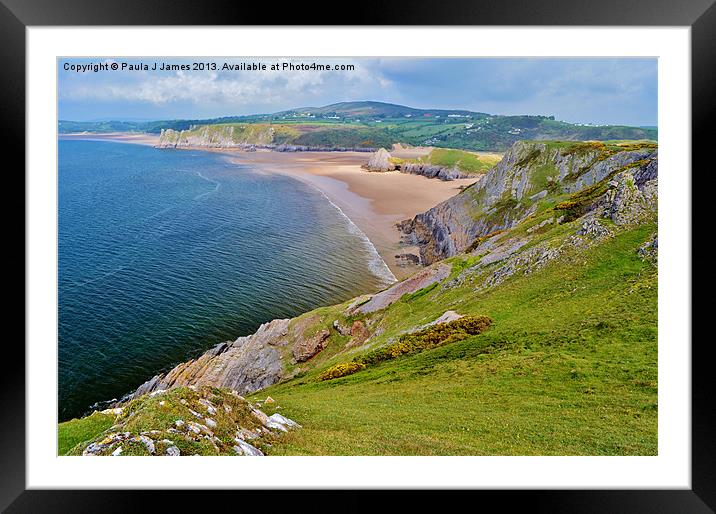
[60,133,478,280]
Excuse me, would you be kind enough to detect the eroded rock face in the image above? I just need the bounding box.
[131,318,291,399]
[400,162,473,180]
[355,263,451,314]
[363,148,394,172]
[347,320,370,347]
[399,141,658,265]
[157,127,375,153]
[293,328,330,362]
[601,169,658,225]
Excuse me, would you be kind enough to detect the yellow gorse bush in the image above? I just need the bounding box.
[319,315,492,381]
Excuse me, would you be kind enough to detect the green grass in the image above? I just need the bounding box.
[417,148,502,173]
[251,224,657,455]
[57,411,115,456]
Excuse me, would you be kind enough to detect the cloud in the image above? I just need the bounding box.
[58,57,656,125]
[60,58,396,111]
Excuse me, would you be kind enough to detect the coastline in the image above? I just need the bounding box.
[226,151,476,279]
[60,133,478,280]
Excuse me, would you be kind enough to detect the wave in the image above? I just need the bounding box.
[194,170,221,200]
[304,185,397,286]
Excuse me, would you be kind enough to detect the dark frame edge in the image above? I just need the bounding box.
[8,0,714,511]
[0,0,26,512]
[691,0,716,511]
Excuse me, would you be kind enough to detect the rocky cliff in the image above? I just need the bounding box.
[398,162,473,180]
[130,318,291,400]
[398,140,658,264]
[157,126,374,152]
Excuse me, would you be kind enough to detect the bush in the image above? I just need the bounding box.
[467,230,505,252]
[318,315,493,381]
[357,315,493,367]
[319,362,366,381]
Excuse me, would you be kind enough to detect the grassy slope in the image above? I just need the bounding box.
[58,411,115,455]
[59,207,657,457]
[250,223,657,456]
[418,148,502,173]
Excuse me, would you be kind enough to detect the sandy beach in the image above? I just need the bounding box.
[227,151,477,279]
[61,133,479,280]
[60,132,161,146]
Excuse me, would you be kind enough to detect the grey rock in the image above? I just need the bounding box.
[356,263,451,314]
[130,318,291,400]
[268,413,302,429]
[363,148,394,172]
[233,439,264,456]
[577,218,611,239]
[136,435,156,454]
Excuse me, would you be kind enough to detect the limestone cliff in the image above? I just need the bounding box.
[398,140,658,264]
[398,162,473,180]
[157,126,374,152]
[131,319,291,399]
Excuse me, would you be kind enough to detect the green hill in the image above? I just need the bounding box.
[59,101,657,152]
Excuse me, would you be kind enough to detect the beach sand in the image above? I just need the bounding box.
[61,133,479,280]
[60,132,161,146]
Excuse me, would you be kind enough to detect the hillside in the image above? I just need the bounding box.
[59,101,657,152]
[59,139,658,456]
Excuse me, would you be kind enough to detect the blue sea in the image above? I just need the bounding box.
[58,139,393,421]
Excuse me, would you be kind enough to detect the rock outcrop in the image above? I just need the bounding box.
[363,148,394,172]
[293,328,330,362]
[399,162,473,180]
[131,318,291,399]
[78,386,300,457]
[398,141,658,265]
[354,263,451,314]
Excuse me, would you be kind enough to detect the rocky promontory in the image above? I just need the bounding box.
[398,140,658,264]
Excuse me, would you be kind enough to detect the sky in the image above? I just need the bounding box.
[58,57,657,126]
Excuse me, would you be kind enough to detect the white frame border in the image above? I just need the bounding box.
[27,26,690,489]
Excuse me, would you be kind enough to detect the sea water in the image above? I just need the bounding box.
[58,139,393,421]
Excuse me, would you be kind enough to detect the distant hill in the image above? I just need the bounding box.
[59,101,657,152]
[274,101,482,119]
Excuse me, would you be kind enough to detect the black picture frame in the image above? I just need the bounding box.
[4,0,711,511]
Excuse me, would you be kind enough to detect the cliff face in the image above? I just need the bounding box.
[398,141,658,264]
[131,318,291,400]
[399,162,473,180]
[157,126,374,152]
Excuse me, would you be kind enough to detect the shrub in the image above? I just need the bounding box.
[318,315,493,381]
[319,362,366,381]
[357,315,493,367]
[467,230,505,252]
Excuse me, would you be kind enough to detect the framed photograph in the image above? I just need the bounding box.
[7,0,712,510]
